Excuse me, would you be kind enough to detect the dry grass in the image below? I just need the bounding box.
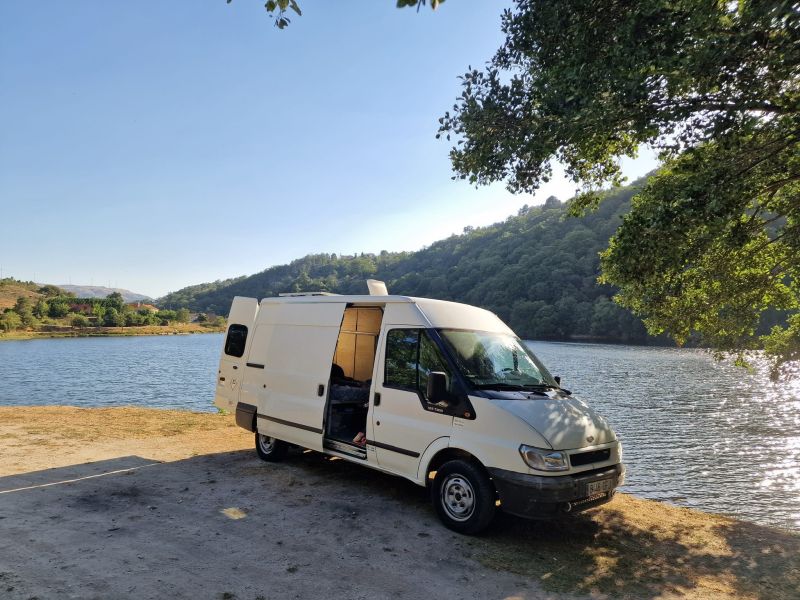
[0,405,235,447]
[0,322,224,341]
[0,281,41,310]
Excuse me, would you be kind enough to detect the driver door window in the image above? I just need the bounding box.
[384,328,452,398]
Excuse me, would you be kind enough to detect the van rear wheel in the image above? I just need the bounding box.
[432,459,495,534]
[255,433,289,462]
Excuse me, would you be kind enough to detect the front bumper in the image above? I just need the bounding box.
[488,463,625,519]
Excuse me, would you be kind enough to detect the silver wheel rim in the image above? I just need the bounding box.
[258,435,276,454]
[440,474,476,522]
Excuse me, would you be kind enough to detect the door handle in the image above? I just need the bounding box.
[373,392,381,406]
[318,384,325,397]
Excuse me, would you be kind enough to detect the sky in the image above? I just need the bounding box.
[0,1,658,298]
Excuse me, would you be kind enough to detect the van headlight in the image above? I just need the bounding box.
[519,445,569,472]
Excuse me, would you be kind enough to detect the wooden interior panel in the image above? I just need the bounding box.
[332,306,384,382]
[340,309,358,332]
[333,332,356,378]
[356,308,382,334]
[354,334,377,381]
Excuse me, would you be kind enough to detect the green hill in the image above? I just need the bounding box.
[159,181,652,343]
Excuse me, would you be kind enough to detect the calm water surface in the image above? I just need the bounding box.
[0,334,798,531]
[0,335,220,411]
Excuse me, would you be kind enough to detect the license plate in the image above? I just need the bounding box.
[586,478,613,495]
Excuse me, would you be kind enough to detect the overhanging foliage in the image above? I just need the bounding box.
[438,0,799,373]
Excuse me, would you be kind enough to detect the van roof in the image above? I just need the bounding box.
[260,294,417,305]
[250,294,514,335]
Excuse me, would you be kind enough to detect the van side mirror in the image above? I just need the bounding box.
[554,375,561,386]
[426,371,449,404]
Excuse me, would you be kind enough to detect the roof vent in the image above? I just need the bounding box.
[366,279,388,296]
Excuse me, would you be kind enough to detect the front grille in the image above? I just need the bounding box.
[570,448,611,467]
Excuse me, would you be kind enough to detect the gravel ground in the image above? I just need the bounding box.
[0,407,797,600]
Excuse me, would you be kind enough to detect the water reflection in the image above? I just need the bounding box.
[527,341,800,532]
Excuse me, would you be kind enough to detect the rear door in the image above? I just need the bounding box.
[214,297,259,412]
[258,302,346,451]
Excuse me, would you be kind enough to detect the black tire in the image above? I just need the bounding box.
[255,433,289,462]
[431,459,496,534]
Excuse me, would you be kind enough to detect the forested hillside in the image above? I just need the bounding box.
[160,182,652,343]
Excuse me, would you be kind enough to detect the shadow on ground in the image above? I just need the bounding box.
[1,449,797,599]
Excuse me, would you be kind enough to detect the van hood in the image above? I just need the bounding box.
[488,393,616,450]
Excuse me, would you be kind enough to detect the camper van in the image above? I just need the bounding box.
[214,281,624,534]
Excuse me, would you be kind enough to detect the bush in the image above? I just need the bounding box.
[0,311,22,332]
[48,301,70,318]
[33,299,49,319]
[124,312,148,326]
[103,308,125,327]
[157,309,177,324]
[71,314,90,328]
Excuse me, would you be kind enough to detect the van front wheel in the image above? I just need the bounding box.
[432,459,495,534]
[255,433,289,462]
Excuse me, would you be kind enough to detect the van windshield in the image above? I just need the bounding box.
[438,329,558,391]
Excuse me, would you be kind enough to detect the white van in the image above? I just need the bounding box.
[214,282,625,533]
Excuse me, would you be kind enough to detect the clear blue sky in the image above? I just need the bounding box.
[0,1,657,298]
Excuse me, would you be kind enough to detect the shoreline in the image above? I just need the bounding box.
[0,323,224,341]
[0,405,797,598]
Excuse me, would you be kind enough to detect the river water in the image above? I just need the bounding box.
[0,334,798,531]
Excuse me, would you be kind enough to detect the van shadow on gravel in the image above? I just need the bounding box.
[0,449,798,600]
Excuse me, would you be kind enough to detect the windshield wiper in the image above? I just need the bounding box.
[472,383,555,396]
[521,383,559,391]
[472,383,531,391]
[523,382,572,395]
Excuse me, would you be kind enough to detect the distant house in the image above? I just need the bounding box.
[128,302,158,313]
[69,303,93,315]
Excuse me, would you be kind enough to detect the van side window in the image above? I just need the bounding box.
[384,329,419,390]
[224,324,248,357]
[384,329,452,396]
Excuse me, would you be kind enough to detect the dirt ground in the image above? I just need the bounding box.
[0,407,798,600]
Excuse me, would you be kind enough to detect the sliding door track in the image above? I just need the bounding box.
[323,438,367,460]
